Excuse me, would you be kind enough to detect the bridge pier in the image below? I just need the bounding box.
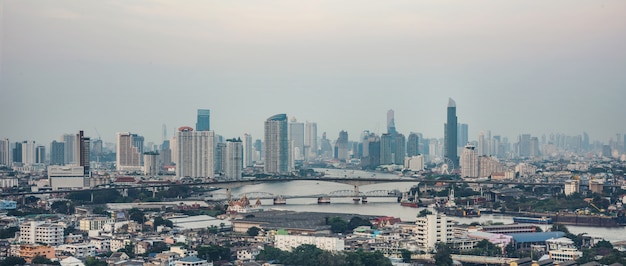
[152,187,157,198]
[91,192,94,202]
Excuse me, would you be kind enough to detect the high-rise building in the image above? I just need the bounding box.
[214,142,226,173]
[196,109,211,131]
[564,180,579,196]
[411,213,455,252]
[444,98,458,167]
[91,139,103,162]
[530,137,540,158]
[264,114,289,174]
[394,133,406,165]
[380,133,393,165]
[35,145,46,164]
[319,132,333,160]
[76,130,90,174]
[478,131,486,156]
[62,134,76,165]
[12,142,22,163]
[305,122,317,161]
[518,134,531,158]
[407,133,419,157]
[387,109,396,135]
[21,141,36,165]
[334,130,350,161]
[461,144,478,178]
[289,118,305,161]
[361,134,380,169]
[175,127,215,179]
[457,123,469,147]
[478,156,506,178]
[0,139,12,166]
[0,138,11,166]
[116,132,143,172]
[143,152,159,176]
[243,133,253,167]
[225,138,243,180]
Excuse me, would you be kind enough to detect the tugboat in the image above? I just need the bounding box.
[317,196,331,204]
[273,195,286,205]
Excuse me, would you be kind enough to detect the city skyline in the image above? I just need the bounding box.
[2,1,626,144]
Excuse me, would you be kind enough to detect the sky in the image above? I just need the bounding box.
[2,0,626,146]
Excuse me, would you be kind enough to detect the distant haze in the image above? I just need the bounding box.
[2,0,625,144]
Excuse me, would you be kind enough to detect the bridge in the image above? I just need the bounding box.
[211,189,402,201]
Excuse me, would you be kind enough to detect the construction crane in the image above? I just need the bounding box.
[589,202,605,213]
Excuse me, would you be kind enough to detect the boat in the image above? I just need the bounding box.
[441,207,480,217]
[273,195,286,205]
[353,197,361,203]
[513,216,553,224]
[317,196,331,204]
[361,196,368,203]
[399,192,419,208]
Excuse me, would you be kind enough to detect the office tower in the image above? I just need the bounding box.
[0,139,10,166]
[21,141,36,165]
[243,133,253,167]
[12,142,22,163]
[116,132,143,172]
[215,143,226,173]
[461,144,478,178]
[359,131,370,158]
[380,133,393,165]
[319,132,333,160]
[361,134,380,169]
[305,121,318,161]
[160,140,172,166]
[264,114,289,174]
[50,141,65,165]
[143,152,159,176]
[196,109,211,131]
[478,131,486,156]
[35,145,45,164]
[288,118,305,161]
[530,137,540,157]
[91,139,103,162]
[407,133,419,157]
[457,123,468,148]
[225,138,243,180]
[62,134,76,165]
[518,134,531,158]
[394,133,406,165]
[254,139,263,162]
[176,127,215,179]
[444,98,458,167]
[76,130,90,174]
[387,109,396,135]
[334,130,350,161]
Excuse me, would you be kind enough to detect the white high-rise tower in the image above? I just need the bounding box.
[176,127,215,179]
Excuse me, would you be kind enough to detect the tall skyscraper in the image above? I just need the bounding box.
[116,132,143,172]
[305,122,318,161]
[444,98,458,167]
[407,133,419,157]
[176,127,215,179]
[243,133,253,167]
[334,130,350,161]
[21,141,36,165]
[530,137,540,157]
[225,138,243,180]
[35,145,46,164]
[62,134,76,165]
[518,134,531,158]
[380,133,393,165]
[76,130,90,174]
[196,109,211,131]
[461,143,478,178]
[264,114,289,174]
[387,109,396,135]
[0,139,10,166]
[12,142,22,163]
[289,118,305,161]
[215,142,226,173]
[394,133,406,165]
[478,131,486,156]
[457,123,468,147]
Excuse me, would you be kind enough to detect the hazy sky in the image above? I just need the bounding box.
[2,0,626,145]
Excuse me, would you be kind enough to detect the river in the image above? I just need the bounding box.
[215,174,626,243]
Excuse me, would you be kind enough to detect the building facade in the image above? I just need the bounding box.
[264,114,289,174]
[196,109,211,131]
[224,138,243,180]
[444,98,458,167]
[461,144,478,178]
[116,132,143,172]
[19,221,64,246]
[275,234,345,252]
[176,127,215,179]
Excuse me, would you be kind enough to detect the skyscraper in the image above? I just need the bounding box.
[176,127,215,179]
[0,139,10,166]
[334,130,350,161]
[76,130,90,174]
[387,109,396,135]
[243,133,253,167]
[461,143,478,178]
[407,133,419,157]
[305,122,318,161]
[380,133,393,165]
[289,118,305,161]
[518,134,531,158]
[116,132,143,172]
[225,138,243,180]
[21,141,36,165]
[62,134,76,165]
[196,109,211,131]
[394,133,406,165]
[264,114,289,174]
[35,145,46,164]
[457,123,468,147]
[444,98,458,167]
[12,142,22,163]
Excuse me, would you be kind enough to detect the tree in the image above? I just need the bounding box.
[51,200,74,214]
[330,217,348,234]
[128,208,145,224]
[85,256,107,266]
[149,241,169,254]
[0,227,18,239]
[434,243,453,266]
[196,245,230,262]
[0,257,26,266]
[400,249,412,263]
[551,223,570,234]
[256,246,284,261]
[418,209,433,217]
[284,244,323,266]
[153,217,173,228]
[347,217,373,231]
[246,226,261,237]
[32,255,60,265]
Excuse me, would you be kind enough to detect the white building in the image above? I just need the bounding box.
[264,114,289,174]
[564,180,580,196]
[62,134,76,165]
[404,155,425,171]
[408,213,455,252]
[175,127,215,179]
[89,237,111,252]
[48,166,89,190]
[79,217,114,231]
[305,121,318,161]
[175,256,212,266]
[546,237,583,262]
[57,243,97,258]
[461,144,478,178]
[143,152,159,176]
[274,234,345,252]
[243,133,253,167]
[224,138,243,180]
[21,141,37,165]
[19,221,65,246]
[478,156,507,178]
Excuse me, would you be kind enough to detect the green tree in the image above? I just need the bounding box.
[283,244,324,266]
[246,226,261,237]
[128,208,145,223]
[51,200,74,214]
[0,227,19,239]
[418,209,433,217]
[32,255,60,265]
[149,241,169,254]
[0,257,26,266]
[196,245,230,261]
[434,243,453,266]
[347,217,373,231]
[400,249,412,263]
[153,217,173,228]
[117,243,135,258]
[330,217,348,234]
[256,246,284,261]
[551,223,570,234]
[85,256,107,266]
